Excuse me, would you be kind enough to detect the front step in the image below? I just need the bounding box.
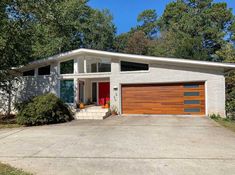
[74,106,111,120]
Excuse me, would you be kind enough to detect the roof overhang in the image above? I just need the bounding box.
[16,48,235,72]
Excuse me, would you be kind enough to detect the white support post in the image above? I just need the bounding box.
[56,62,61,97]
[74,58,78,74]
[74,78,78,108]
[84,57,87,73]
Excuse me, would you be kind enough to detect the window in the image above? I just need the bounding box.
[38,65,50,75]
[23,69,35,76]
[184,108,200,112]
[60,80,74,103]
[91,63,97,73]
[184,92,200,96]
[60,60,74,74]
[92,82,97,102]
[184,84,199,88]
[184,100,200,104]
[98,63,111,72]
[121,61,149,72]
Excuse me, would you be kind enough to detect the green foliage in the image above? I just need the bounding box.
[216,43,235,120]
[21,0,116,59]
[209,113,221,120]
[137,9,158,38]
[225,71,235,120]
[0,0,116,115]
[124,31,153,55]
[114,33,130,53]
[16,93,73,126]
[0,162,32,175]
[156,0,234,60]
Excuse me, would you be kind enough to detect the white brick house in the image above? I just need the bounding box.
[1,48,235,117]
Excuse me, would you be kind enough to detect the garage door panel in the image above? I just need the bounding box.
[121,82,205,115]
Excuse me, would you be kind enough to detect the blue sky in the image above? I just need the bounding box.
[88,0,235,35]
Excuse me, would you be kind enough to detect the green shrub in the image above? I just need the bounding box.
[16,93,73,126]
[225,71,235,120]
[226,90,235,120]
[209,113,221,120]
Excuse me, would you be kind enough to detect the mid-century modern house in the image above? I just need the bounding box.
[1,49,235,119]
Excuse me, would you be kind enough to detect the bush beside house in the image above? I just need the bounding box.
[16,93,73,126]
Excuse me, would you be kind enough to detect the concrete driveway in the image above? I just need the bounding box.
[0,116,235,175]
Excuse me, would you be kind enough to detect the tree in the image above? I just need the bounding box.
[0,0,34,116]
[216,43,235,119]
[114,33,130,53]
[0,0,116,115]
[8,0,116,60]
[114,9,158,54]
[124,31,152,55]
[155,0,234,60]
[137,9,159,38]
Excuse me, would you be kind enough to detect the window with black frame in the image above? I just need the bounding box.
[60,60,74,74]
[121,61,149,72]
[23,69,35,76]
[38,65,50,75]
[98,63,111,72]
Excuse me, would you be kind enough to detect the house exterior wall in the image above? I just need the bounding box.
[0,55,226,117]
[110,58,226,116]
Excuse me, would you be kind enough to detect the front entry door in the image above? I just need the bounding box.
[98,82,110,105]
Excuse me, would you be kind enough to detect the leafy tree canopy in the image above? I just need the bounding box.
[155,0,234,60]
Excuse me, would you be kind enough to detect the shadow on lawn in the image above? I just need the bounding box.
[0,114,20,129]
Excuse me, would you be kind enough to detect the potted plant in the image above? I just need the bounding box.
[79,102,85,109]
[111,105,118,115]
[105,100,110,108]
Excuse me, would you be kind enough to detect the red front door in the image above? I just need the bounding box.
[98,82,110,105]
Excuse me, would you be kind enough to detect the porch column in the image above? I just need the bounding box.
[74,58,78,74]
[84,57,87,73]
[74,78,78,107]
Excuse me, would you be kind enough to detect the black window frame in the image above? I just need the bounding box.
[23,69,35,76]
[38,65,51,76]
[60,59,74,74]
[98,63,111,72]
[120,61,149,72]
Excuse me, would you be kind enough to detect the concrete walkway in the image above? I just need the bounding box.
[0,116,234,175]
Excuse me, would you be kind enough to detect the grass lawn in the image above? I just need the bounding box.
[212,117,235,132]
[0,162,32,175]
[0,115,21,129]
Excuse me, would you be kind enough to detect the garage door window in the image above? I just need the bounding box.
[184,84,199,88]
[184,92,200,96]
[184,108,200,112]
[184,100,200,104]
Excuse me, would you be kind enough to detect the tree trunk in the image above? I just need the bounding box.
[6,87,12,117]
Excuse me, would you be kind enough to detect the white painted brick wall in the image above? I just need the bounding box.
[0,58,226,117]
[110,59,226,116]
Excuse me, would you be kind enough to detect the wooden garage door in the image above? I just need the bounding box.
[121,82,205,115]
